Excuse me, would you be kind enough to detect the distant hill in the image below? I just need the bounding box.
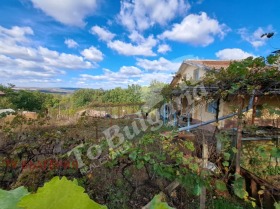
[12,87,81,94]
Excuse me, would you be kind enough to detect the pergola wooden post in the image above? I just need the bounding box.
[251,96,258,125]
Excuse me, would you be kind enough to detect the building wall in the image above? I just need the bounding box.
[192,99,225,128]
[176,65,207,85]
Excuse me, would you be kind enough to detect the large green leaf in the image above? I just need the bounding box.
[274,202,280,209]
[18,176,107,209]
[0,186,29,209]
[233,176,248,199]
[215,180,227,192]
[150,194,175,209]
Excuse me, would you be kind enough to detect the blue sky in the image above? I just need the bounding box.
[0,0,279,89]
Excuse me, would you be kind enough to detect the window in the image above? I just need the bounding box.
[193,69,199,81]
[207,100,218,114]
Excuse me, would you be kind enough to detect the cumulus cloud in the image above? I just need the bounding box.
[107,34,157,56]
[136,57,180,71]
[118,0,190,31]
[29,0,98,26]
[81,46,104,62]
[78,67,172,89]
[136,72,172,85]
[119,66,142,75]
[90,25,116,42]
[79,68,139,84]
[34,46,92,69]
[238,26,272,48]
[77,58,176,88]
[157,44,171,53]
[159,12,229,46]
[215,48,255,60]
[0,26,34,43]
[128,30,150,44]
[0,25,95,85]
[64,39,79,48]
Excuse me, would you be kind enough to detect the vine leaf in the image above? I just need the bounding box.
[271,147,280,158]
[215,180,227,192]
[150,194,175,209]
[18,176,107,209]
[0,186,29,209]
[233,176,248,199]
[193,183,202,196]
[274,202,280,209]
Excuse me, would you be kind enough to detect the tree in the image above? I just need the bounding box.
[127,84,142,103]
[72,89,103,107]
[143,80,167,110]
[10,90,50,112]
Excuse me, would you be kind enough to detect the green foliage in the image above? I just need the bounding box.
[212,198,243,209]
[216,131,233,171]
[274,202,280,209]
[233,175,249,200]
[0,175,179,209]
[18,176,107,209]
[0,97,14,109]
[143,80,166,110]
[242,141,279,179]
[0,84,58,112]
[233,175,256,208]
[0,186,29,209]
[149,194,175,209]
[215,180,227,192]
[72,89,103,107]
[271,147,280,158]
[180,173,204,196]
[0,81,167,116]
[267,54,280,65]
[10,90,49,112]
[183,141,195,151]
[203,56,280,99]
[102,84,142,104]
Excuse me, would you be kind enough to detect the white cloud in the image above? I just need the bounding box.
[107,34,157,56]
[79,67,139,84]
[78,67,172,89]
[128,30,145,43]
[81,46,104,62]
[29,0,98,26]
[238,26,272,48]
[137,72,172,84]
[0,25,96,85]
[159,12,229,46]
[119,66,142,75]
[215,48,255,60]
[136,57,181,71]
[118,0,190,31]
[38,46,93,69]
[157,44,171,53]
[90,25,116,42]
[78,66,146,88]
[0,26,33,43]
[64,39,79,48]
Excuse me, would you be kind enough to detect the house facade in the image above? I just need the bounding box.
[170,60,280,130]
